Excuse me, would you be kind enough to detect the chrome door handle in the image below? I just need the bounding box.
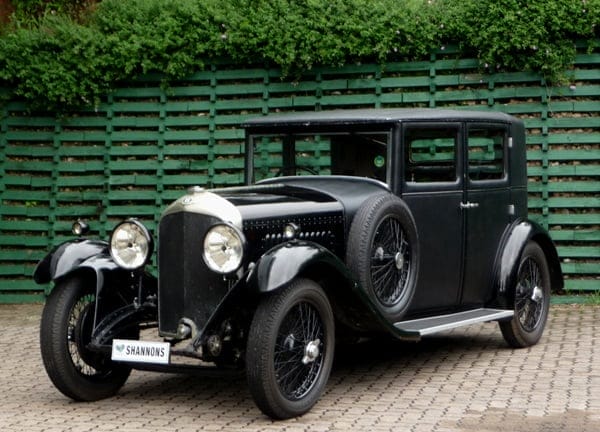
[460,201,480,209]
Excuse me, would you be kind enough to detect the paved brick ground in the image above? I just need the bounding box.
[0,303,598,432]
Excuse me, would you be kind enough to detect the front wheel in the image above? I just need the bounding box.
[499,242,551,348]
[40,275,133,401]
[246,279,335,419]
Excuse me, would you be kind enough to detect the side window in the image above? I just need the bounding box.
[467,126,506,181]
[405,127,458,183]
[330,133,388,182]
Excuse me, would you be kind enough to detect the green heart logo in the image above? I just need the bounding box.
[116,344,125,353]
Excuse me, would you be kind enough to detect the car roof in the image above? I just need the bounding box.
[242,108,517,128]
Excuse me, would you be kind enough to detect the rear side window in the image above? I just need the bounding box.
[405,126,458,183]
[467,126,507,181]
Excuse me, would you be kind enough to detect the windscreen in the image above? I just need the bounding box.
[249,131,390,184]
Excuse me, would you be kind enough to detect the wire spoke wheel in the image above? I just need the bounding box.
[247,279,335,419]
[67,293,113,378]
[274,302,324,400]
[499,241,551,348]
[346,194,418,322]
[40,276,133,401]
[370,216,411,306]
[515,257,544,332]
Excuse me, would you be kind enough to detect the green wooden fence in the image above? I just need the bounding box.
[0,50,598,302]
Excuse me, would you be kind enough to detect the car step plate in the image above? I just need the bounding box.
[112,339,171,364]
[394,308,514,337]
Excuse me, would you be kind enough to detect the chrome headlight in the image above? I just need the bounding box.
[110,219,153,270]
[203,224,245,274]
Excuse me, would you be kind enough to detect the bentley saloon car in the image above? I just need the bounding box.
[35,109,563,419]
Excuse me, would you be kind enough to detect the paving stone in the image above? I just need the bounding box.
[1,304,599,431]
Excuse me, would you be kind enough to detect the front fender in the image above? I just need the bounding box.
[249,240,354,294]
[493,219,563,308]
[33,239,118,285]
[246,240,420,339]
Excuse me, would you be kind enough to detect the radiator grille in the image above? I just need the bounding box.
[158,212,228,337]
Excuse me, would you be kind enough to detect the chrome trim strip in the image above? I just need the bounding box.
[161,187,243,229]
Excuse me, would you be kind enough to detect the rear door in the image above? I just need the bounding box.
[461,123,511,306]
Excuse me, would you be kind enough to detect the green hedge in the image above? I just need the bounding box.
[0,0,598,110]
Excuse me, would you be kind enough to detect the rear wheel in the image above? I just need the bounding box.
[40,275,133,401]
[500,242,551,348]
[246,279,335,419]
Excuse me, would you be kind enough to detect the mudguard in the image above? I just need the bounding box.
[33,239,123,295]
[34,239,158,351]
[493,219,563,308]
[249,240,355,294]
[245,240,419,339]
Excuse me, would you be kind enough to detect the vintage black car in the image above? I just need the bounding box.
[35,109,563,419]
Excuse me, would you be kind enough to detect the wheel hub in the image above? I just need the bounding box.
[394,251,404,270]
[302,339,321,364]
[531,285,543,303]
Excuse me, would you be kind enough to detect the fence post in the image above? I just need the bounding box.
[540,79,550,231]
[102,95,113,239]
[0,108,6,226]
[315,71,322,111]
[50,124,60,234]
[156,89,166,232]
[429,52,436,108]
[204,65,218,188]
[375,68,382,109]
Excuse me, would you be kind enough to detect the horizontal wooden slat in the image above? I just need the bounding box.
[0,292,46,303]
[1,54,599,300]
[557,246,600,259]
[550,230,600,241]
[561,263,599,275]
[564,279,600,292]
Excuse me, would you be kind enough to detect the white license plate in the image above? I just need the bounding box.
[111,339,170,365]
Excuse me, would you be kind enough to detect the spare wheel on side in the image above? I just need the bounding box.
[346,194,419,322]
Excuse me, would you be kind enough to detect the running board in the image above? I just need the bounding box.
[394,308,514,337]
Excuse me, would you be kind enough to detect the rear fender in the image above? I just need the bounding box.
[492,219,563,308]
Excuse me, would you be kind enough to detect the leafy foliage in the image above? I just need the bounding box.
[6,0,97,26]
[0,0,597,110]
[437,0,600,81]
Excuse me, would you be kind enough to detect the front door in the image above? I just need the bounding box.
[400,123,464,313]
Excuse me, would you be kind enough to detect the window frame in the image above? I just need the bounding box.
[401,122,463,193]
[245,128,394,186]
[465,122,510,188]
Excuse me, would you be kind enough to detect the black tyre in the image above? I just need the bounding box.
[499,241,551,348]
[40,275,133,401]
[246,279,335,419]
[346,194,419,321]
